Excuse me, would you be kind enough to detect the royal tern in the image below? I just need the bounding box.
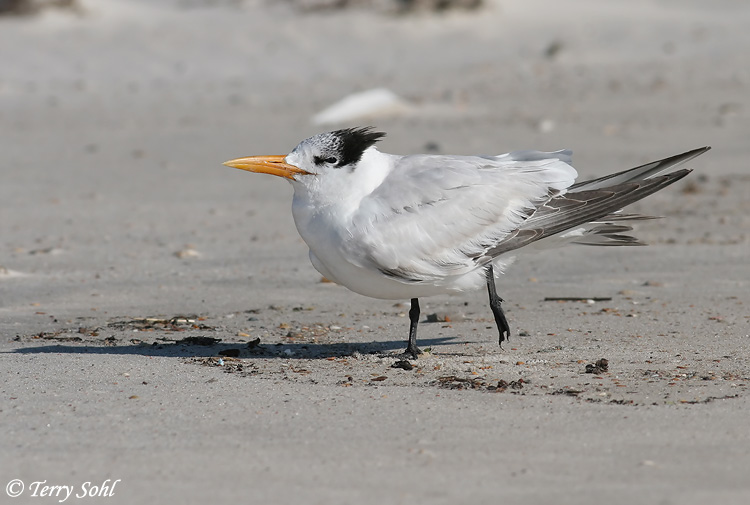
[225,127,709,358]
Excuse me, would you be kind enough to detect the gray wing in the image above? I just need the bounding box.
[570,147,709,190]
[487,148,709,256]
[347,152,578,282]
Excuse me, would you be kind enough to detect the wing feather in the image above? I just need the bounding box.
[345,147,706,284]
[348,152,577,282]
[570,147,709,191]
[488,168,692,256]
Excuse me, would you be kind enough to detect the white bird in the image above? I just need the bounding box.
[224,127,709,358]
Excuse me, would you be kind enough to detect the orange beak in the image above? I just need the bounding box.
[223,155,312,180]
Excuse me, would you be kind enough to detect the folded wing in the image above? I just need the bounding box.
[348,151,577,282]
[489,147,710,255]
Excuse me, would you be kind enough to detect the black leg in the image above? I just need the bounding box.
[405,298,422,358]
[485,264,510,346]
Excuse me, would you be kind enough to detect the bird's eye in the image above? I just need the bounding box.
[313,155,339,166]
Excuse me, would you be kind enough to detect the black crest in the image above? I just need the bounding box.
[331,127,386,167]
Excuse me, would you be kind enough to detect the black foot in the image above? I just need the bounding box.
[404,297,422,359]
[402,343,422,360]
[493,301,510,347]
[486,265,511,347]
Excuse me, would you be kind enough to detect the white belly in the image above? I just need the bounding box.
[291,192,501,300]
[302,223,495,300]
[308,248,478,300]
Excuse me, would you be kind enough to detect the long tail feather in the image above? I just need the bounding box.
[570,146,710,191]
[485,146,710,257]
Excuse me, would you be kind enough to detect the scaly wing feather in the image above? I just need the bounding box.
[570,147,709,191]
[487,148,708,256]
[347,151,577,282]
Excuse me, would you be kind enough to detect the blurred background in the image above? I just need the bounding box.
[3,5,749,502]
[2,0,748,322]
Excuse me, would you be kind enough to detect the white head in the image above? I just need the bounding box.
[224,127,389,205]
[286,127,386,175]
[224,127,383,177]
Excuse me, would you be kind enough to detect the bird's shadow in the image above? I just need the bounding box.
[6,336,457,360]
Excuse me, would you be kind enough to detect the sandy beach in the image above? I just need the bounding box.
[2,1,749,503]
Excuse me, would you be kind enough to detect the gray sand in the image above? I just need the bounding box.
[2,1,749,503]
